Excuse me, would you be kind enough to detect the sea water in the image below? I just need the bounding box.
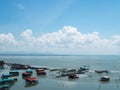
[0,54,120,90]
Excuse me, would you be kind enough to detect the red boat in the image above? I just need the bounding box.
[25,77,38,83]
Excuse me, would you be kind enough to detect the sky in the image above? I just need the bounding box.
[0,0,120,55]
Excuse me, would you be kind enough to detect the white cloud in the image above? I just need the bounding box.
[0,33,16,45]
[0,26,120,54]
[21,29,34,41]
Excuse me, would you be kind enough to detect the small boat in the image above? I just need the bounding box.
[0,84,9,89]
[25,77,38,84]
[26,69,33,73]
[22,72,32,77]
[0,78,15,84]
[68,74,79,79]
[36,69,46,75]
[9,70,19,76]
[49,68,58,71]
[100,76,110,81]
[95,70,109,74]
[79,66,89,71]
[1,73,12,79]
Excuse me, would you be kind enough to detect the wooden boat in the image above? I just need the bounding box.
[95,70,109,74]
[68,74,79,79]
[1,74,11,79]
[25,77,38,84]
[9,70,19,76]
[100,76,110,81]
[36,69,46,75]
[79,66,89,71]
[26,69,33,73]
[22,72,32,77]
[0,84,9,89]
[0,78,15,84]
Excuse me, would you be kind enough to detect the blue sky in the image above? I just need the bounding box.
[0,0,120,54]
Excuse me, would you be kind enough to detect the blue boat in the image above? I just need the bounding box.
[26,69,33,73]
[1,73,11,79]
[0,84,9,89]
[0,78,15,84]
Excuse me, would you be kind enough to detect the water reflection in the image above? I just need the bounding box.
[24,82,39,88]
[62,81,77,88]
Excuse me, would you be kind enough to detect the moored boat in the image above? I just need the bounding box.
[25,77,38,84]
[0,78,15,84]
[22,72,32,77]
[68,74,79,79]
[0,84,9,89]
[100,76,110,81]
[1,74,12,79]
[9,70,19,76]
[95,70,109,74]
[26,69,33,73]
[36,69,46,75]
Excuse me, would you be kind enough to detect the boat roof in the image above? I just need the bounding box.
[101,76,110,78]
[10,70,19,72]
[26,77,37,81]
[2,73,11,76]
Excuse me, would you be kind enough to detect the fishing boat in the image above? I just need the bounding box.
[68,74,79,79]
[0,84,9,89]
[36,69,46,75]
[1,73,11,79]
[26,69,33,73]
[79,66,89,71]
[22,72,32,77]
[9,70,19,76]
[95,70,109,74]
[0,78,15,84]
[25,77,38,84]
[99,76,110,81]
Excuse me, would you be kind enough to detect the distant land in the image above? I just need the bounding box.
[0,52,119,56]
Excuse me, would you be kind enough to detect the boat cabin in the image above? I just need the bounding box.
[22,72,32,77]
[36,69,46,75]
[68,74,79,79]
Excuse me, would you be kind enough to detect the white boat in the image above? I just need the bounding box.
[100,76,110,81]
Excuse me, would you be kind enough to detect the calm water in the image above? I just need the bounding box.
[0,55,120,90]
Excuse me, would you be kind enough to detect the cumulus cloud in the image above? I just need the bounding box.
[0,33,16,45]
[0,26,120,54]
